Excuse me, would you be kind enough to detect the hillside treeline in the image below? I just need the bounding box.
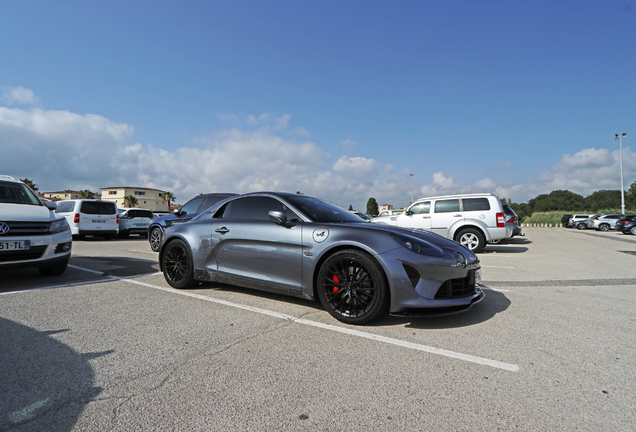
[505,181,636,221]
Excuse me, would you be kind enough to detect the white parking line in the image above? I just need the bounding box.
[129,250,158,255]
[481,265,516,269]
[124,278,520,372]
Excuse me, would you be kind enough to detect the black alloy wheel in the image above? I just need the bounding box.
[317,249,388,324]
[150,227,163,252]
[162,239,196,289]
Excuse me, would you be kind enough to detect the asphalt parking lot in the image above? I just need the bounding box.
[1,228,635,431]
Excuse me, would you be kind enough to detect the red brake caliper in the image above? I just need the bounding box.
[333,275,340,292]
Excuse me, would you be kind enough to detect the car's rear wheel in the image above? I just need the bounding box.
[599,224,610,231]
[150,227,162,252]
[631,227,636,235]
[39,257,69,276]
[162,239,196,289]
[457,228,485,253]
[317,249,388,324]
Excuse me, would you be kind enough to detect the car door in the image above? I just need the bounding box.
[430,199,462,237]
[399,201,432,230]
[211,196,303,292]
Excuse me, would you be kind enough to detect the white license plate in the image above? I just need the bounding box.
[135,223,148,227]
[92,220,106,223]
[0,240,30,251]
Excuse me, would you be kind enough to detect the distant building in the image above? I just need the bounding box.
[100,186,168,211]
[41,190,82,200]
[379,204,394,212]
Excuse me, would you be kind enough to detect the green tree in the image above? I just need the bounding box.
[20,178,38,191]
[584,190,622,212]
[79,189,95,199]
[366,197,379,216]
[528,190,584,213]
[161,192,176,211]
[626,180,636,209]
[123,195,138,208]
[348,204,354,211]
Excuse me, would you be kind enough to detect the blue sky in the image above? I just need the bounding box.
[1,1,635,210]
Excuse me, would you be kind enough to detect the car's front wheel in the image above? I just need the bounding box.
[457,228,486,253]
[317,249,388,324]
[631,227,636,235]
[149,227,163,252]
[162,239,196,289]
[599,224,610,231]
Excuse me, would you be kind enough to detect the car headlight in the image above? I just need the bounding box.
[49,218,70,234]
[391,234,444,257]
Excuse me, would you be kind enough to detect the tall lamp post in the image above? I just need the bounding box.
[410,174,414,204]
[615,133,627,215]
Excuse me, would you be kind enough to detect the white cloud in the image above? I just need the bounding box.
[341,139,358,148]
[1,86,41,106]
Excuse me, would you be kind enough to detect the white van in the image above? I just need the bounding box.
[55,199,119,240]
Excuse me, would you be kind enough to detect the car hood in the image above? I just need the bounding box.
[335,221,473,252]
[0,203,56,221]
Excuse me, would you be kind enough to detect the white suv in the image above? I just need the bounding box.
[372,193,511,252]
[55,199,119,240]
[0,176,72,275]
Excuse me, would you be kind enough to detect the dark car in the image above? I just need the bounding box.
[148,193,237,251]
[617,215,636,235]
[561,214,573,228]
[503,205,523,237]
[159,192,484,324]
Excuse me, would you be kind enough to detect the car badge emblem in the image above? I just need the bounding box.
[0,222,10,235]
[312,227,329,243]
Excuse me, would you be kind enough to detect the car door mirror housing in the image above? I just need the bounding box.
[269,210,287,225]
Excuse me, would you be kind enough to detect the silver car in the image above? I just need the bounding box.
[159,192,484,324]
[588,214,624,231]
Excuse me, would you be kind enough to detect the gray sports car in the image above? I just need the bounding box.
[159,192,484,324]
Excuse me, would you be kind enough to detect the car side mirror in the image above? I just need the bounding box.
[44,201,57,210]
[269,210,287,225]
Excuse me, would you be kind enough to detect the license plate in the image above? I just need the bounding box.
[0,240,30,251]
[135,223,148,227]
[92,220,106,223]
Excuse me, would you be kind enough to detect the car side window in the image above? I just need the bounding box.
[463,198,490,211]
[199,195,229,213]
[434,199,460,213]
[409,202,430,214]
[55,201,76,213]
[179,197,204,216]
[222,197,288,220]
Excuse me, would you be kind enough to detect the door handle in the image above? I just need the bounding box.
[453,214,462,217]
[422,216,431,219]
[215,227,229,234]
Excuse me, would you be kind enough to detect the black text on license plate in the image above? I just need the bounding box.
[0,240,30,251]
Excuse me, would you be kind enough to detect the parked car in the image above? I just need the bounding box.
[378,209,403,217]
[371,193,511,253]
[148,193,237,252]
[588,214,624,231]
[0,175,72,275]
[118,208,155,238]
[561,214,573,228]
[573,215,599,230]
[159,192,484,324]
[568,214,594,229]
[55,199,119,240]
[503,205,523,237]
[617,215,636,234]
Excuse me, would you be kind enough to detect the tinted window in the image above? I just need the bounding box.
[179,197,204,216]
[128,210,154,218]
[223,197,287,220]
[285,195,361,223]
[80,201,116,215]
[409,202,430,214]
[55,201,76,213]
[435,199,460,213]
[0,181,41,205]
[200,195,232,213]
[463,198,491,211]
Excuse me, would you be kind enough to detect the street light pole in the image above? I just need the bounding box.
[410,174,414,204]
[615,133,627,214]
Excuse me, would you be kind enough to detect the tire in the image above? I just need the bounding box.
[316,249,388,324]
[457,228,486,253]
[488,239,501,244]
[599,224,610,232]
[150,227,163,252]
[631,227,636,235]
[577,224,586,230]
[162,239,196,289]
[39,257,69,276]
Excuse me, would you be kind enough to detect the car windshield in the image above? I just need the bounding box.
[0,181,42,206]
[286,195,363,223]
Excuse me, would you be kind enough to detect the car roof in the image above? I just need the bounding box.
[0,175,19,183]
[414,193,497,201]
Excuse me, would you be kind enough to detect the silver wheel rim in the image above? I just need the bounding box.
[150,229,162,251]
[460,233,479,250]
